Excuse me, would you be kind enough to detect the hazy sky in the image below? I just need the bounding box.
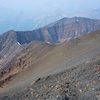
[0,0,100,14]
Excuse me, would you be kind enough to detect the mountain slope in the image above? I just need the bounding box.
[1,54,100,100]
[1,17,100,44]
[0,30,100,98]
[0,17,100,71]
[0,30,23,70]
[16,17,100,44]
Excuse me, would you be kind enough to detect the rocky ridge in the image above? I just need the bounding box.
[0,17,100,71]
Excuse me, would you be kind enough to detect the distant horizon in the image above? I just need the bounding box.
[0,0,100,15]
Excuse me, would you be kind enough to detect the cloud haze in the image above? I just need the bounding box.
[0,0,100,14]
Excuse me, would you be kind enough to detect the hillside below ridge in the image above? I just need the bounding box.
[0,30,100,99]
[0,49,100,100]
